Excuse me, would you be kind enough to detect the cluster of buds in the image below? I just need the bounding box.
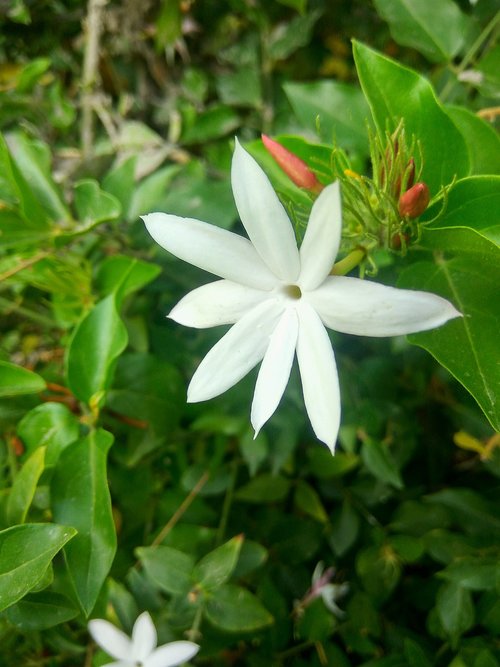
[262,121,432,265]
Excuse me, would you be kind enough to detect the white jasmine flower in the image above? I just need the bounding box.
[311,562,349,617]
[88,611,199,667]
[143,140,461,452]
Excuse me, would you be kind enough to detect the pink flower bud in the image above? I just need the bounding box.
[398,182,430,218]
[261,134,323,193]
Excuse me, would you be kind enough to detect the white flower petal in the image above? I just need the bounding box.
[131,612,157,660]
[299,181,341,291]
[296,303,341,453]
[307,276,462,337]
[146,641,200,667]
[251,307,299,436]
[231,139,300,282]
[169,280,268,328]
[88,620,132,660]
[187,298,284,403]
[142,213,277,290]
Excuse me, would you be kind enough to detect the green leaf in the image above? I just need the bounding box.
[51,430,116,616]
[352,41,469,193]
[0,361,46,397]
[17,402,79,466]
[446,107,500,176]
[235,474,291,503]
[284,81,370,154]
[399,251,500,431]
[204,583,273,632]
[181,105,240,145]
[232,540,268,578]
[439,558,500,591]
[372,0,469,63]
[72,179,121,230]
[0,134,50,228]
[0,523,76,612]
[6,447,45,525]
[307,447,359,479]
[7,132,70,222]
[329,500,360,557]
[268,10,321,61]
[106,353,184,435]
[66,294,128,404]
[136,545,195,596]
[361,438,403,489]
[356,545,401,603]
[5,591,78,630]
[95,255,161,306]
[294,480,329,523]
[155,0,182,49]
[425,176,500,246]
[193,535,243,592]
[436,582,474,646]
[127,165,180,222]
[102,156,137,217]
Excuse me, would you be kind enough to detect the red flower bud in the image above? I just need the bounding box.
[398,182,430,218]
[261,134,323,193]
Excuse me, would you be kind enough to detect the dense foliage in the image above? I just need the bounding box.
[0,0,499,665]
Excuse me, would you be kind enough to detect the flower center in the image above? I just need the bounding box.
[283,284,302,300]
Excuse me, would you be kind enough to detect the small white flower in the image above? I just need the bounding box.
[311,562,349,617]
[88,612,199,667]
[143,140,461,452]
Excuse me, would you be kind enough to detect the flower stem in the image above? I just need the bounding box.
[330,248,366,276]
[150,470,209,547]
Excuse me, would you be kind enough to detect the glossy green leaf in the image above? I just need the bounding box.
[17,402,79,466]
[284,80,370,154]
[361,438,403,489]
[446,107,500,176]
[399,251,500,431]
[194,535,243,592]
[51,429,116,616]
[436,582,474,646]
[5,591,78,630]
[6,447,45,524]
[353,41,469,193]
[7,132,69,222]
[0,134,50,228]
[425,176,500,246]
[66,294,128,404]
[72,179,121,229]
[0,361,46,397]
[95,255,161,306]
[0,523,76,612]
[372,0,469,63]
[204,584,273,632]
[136,545,195,596]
